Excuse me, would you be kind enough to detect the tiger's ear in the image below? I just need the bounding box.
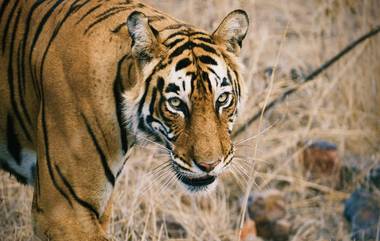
[212,10,249,56]
[127,11,160,63]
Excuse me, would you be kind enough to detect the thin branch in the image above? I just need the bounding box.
[232,25,380,139]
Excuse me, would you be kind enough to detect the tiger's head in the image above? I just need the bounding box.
[121,10,249,192]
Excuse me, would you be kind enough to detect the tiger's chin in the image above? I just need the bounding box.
[176,174,218,193]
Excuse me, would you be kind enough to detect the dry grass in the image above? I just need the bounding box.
[1,0,380,240]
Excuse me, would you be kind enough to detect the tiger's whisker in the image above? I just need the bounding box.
[138,161,172,197]
[139,168,172,198]
[135,134,170,152]
[157,173,176,195]
[231,162,250,180]
[234,156,270,166]
[234,118,282,146]
[150,160,171,174]
[229,165,248,188]
[151,163,170,178]
[135,144,168,153]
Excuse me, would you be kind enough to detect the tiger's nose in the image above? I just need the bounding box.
[195,160,221,172]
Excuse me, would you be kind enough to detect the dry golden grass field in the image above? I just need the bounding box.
[1,0,380,240]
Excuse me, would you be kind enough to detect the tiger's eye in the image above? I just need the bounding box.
[217,93,230,104]
[168,97,182,108]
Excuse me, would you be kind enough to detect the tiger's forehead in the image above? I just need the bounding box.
[161,29,222,67]
[158,31,231,93]
[163,52,230,100]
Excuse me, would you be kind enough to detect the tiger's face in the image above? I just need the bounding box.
[148,50,239,192]
[123,10,249,192]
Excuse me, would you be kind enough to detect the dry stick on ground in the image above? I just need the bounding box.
[232,25,380,139]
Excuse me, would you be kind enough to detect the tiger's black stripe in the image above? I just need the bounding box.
[224,96,236,110]
[233,70,241,98]
[165,83,180,94]
[30,0,65,89]
[6,114,22,165]
[35,159,41,199]
[114,55,129,154]
[7,4,33,142]
[95,6,127,20]
[39,0,88,82]
[138,75,153,114]
[165,31,209,43]
[198,55,217,65]
[175,58,192,71]
[169,41,194,59]
[0,0,11,23]
[161,23,192,31]
[193,36,215,44]
[84,6,132,34]
[188,72,197,96]
[221,77,229,86]
[138,116,162,143]
[207,67,221,80]
[169,41,218,59]
[75,2,102,24]
[146,82,171,132]
[148,15,165,23]
[41,96,73,208]
[55,165,100,219]
[200,71,212,93]
[20,0,45,99]
[164,31,188,42]
[12,4,33,128]
[29,0,65,66]
[165,37,185,49]
[17,41,33,126]
[156,77,170,121]
[82,115,116,186]
[116,155,129,178]
[195,43,219,55]
[1,0,19,52]
[227,70,236,96]
[149,87,157,114]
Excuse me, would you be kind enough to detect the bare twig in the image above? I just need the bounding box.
[232,25,380,138]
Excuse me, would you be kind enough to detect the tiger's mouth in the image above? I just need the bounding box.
[171,161,218,192]
[176,174,217,192]
[178,175,216,187]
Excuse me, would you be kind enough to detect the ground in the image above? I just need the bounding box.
[1,0,379,240]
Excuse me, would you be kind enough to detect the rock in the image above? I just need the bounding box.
[344,189,380,241]
[247,190,290,241]
[339,165,380,191]
[368,166,380,190]
[240,219,261,241]
[255,220,290,241]
[298,140,341,185]
[248,190,286,223]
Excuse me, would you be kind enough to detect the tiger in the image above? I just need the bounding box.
[0,0,249,240]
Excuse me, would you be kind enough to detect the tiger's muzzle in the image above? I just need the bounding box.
[169,146,234,192]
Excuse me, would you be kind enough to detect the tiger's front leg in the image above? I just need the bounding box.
[31,104,123,241]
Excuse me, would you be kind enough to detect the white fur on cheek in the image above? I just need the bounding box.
[122,59,160,138]
[167,66,192,109]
